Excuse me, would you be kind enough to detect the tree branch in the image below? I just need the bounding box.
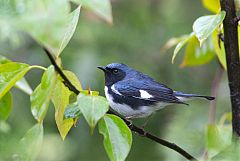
[220,0,240,138]
[43,47,197,161]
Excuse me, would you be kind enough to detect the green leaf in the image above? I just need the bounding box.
[206,124,232,158]
[0,62,31,99]
[212,29,226,69]
[73,0,112,24]
[52,79,74,140]
[0,92,12,120]
[180,36,215,67]
[202,0,220,13]
[19,123,43,161]
[31,66,56,122]
[63,70,82,91]
[193,11,226,46]
[15,78,33,95]
[57,6,81,57]
[77,94,109,132]
[98,114,132,161]
[172,33,195,63]
[16,0,79,56]
[0,56,33,95]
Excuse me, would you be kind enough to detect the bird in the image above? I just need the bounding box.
[98,63,214,120]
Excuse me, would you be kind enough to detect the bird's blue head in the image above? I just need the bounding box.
[98,63,130,86]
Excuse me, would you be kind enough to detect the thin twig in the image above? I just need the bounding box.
[43,47,197,161]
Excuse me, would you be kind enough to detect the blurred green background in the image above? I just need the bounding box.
[0,0,231,160]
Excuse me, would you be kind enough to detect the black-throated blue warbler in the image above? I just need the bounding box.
[98,63,214,119]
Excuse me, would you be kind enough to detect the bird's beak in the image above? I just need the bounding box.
[97,66,107,72]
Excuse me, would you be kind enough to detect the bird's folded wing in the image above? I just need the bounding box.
[114,80,182,104]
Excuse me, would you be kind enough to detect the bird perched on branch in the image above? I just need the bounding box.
[98,63,214,120]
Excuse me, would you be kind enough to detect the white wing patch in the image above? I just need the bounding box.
[111,84,122,96]
[139,90,153,99]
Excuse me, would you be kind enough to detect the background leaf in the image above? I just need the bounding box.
[0,92,12,120]
[206,124,232,158]
[172,33,194,63]
[52,79,74,140]
[193,11,226,45]
[19,124,43,161]
[202,0,220,13]
[0,62,31,99]
[57,6,81,57]
[31,66,56,122]
[180,36,215,67]
[98,114,132,161]
[73,0,112,24]
[77,94,109,132]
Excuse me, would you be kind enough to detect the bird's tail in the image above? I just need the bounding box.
[174,91,215,101]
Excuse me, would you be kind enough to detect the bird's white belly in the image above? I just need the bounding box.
[104,86,164,118]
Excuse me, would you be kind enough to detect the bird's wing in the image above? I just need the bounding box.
[114,79,183,104]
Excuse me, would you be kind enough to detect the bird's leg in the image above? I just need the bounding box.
[125,116,133,128]
[141,114,153,129]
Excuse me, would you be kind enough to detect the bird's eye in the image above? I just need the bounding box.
[113,69,118,74]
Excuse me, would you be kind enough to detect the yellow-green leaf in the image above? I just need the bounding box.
[181,36,215,67]
[73,0,112,24]
[193,11,226,46]
[98,114,132,161]
[77,94,109,132]
[202,0,220,13]
[19,124,43,161]
[52,79,74,140]
[0,62,31,99]
[63,70,82,91]
[31,66,56,122]
[0,92,12,120]
[212,30,226,69]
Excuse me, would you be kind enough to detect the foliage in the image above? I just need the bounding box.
[0,0,132,161]
[0,0,237,160]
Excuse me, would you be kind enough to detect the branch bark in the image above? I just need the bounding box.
[43,47,197,161]
[220,0,240,138]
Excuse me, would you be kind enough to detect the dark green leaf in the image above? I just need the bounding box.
[98,114,132,161]
[77,94,109,132]
[181,36,215,67]
[64,102,82,119]
[0,62,31,99]
[73,0,112,24]
[31,66,56,122]
[0,92,12,120]
[19,123,43,161]
[193,11,226,45]
[52,79,74,140]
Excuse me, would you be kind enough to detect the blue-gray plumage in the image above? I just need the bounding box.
[98,63,214,119]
